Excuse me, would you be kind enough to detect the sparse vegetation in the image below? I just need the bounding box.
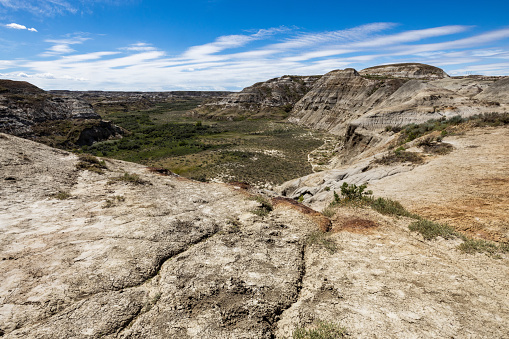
[250,195,273,217]
[321,205,336,218]
[458,238,509,256]
[374,149,424,165]
[293,321,347,339]
[408,219,459,240]
[307,231,338,254]
[330,183,418,218]
[50,191,72,200]
[109,172,147,185]
[398,113,509,144]
[102,195,126,208]
[417,136,454,155]
[82,106,324,186]
[76,153,107,173]
[369,197,419,218]
[225,217,242,233]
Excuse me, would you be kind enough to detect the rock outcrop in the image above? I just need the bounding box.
[359,62,449,79]
[1,133,509,338]
[0,80,123,145]
[193,75,321,120]
[287,64,508,164]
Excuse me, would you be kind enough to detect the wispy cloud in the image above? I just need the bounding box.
[121,43,157,52]
[0,0,76,16]
[5,23,509,90]
[0,0,133,16]
[183,27,289,59]
[4,22,37,31]
[40,35,90,57]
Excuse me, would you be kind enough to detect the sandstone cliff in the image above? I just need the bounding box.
[193,75,321,120]
[359,62,449,79]
[287,64,508,165]
[0,80,123,145]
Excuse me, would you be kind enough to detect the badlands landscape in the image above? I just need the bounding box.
[1,63,508,338]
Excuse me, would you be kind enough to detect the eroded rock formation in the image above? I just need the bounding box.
[0,80,123,145]
[193,75,321,120]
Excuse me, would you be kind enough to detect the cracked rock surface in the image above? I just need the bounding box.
[0,134,317,338]
[1,133,508,338]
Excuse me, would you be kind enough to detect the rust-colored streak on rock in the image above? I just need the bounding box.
[333,217,378,234]
[272,197,331,232]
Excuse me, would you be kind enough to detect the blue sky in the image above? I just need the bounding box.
[1,0,508,91]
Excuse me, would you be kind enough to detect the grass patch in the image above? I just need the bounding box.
[368,197,419,218]
[250,195,273,217]
[408,219,459,240]
[307,231,338,254]
[321,205,336,218]
[76,153,107,173]
[330,183,418,219]
[374,149,424,165]
[458,238,509,256]
[293,321,347,339]
[109,172,147,185]
[50,191,71,200]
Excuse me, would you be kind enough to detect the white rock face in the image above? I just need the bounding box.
[359,62,449,79]
[2,133,509,338]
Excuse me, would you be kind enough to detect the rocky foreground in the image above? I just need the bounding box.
[1,133,508,338]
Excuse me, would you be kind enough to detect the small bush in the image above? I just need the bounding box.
[408,219,458,240]
[293,321,347,339]
[339,182,372,201]
[368,197,419,218]
[458,238,509,256]
[307,231,338,254]
[76,153,107,174]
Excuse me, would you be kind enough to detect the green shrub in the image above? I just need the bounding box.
[293,321,347,339]
[408,219,458,240]
[368,197,419,218]
[458,238,509,255]
[339,182,372,201]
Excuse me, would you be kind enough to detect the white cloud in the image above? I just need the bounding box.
[5,23,26,29]
[40,35,90,57]
[183,27,288,59]
[4,22,37,31]
[122,43,157,52]
[7,24,509,90]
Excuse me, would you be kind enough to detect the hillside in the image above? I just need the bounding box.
[0,80,123,146]
[1,64,509,338]
[193,75,321,120]
[1,132,508,338]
